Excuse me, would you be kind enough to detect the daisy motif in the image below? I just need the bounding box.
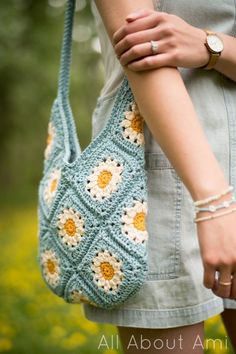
[41,249,60,287]
[44,122,55,159]
[44,169,61,205]
[91,250,124,292]
[57,207,85,247]
[70,289,97,306]
[121,101,144,146]
[86,158,123,201]
[121,200,148,244]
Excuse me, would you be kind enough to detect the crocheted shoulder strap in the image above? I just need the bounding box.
[55,0,82,160]
[54,0,130,162]
[57,0,76,98]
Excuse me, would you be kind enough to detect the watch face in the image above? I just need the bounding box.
[206,34,224,53]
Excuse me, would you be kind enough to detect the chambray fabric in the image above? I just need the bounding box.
[83,0,236,328]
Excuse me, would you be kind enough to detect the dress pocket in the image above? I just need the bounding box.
[145,152,182,280]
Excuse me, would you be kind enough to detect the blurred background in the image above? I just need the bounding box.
[0,0,234,353]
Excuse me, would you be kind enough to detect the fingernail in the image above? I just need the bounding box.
[126,10,141,20]
[126,18,135,23]
[112,36,116,46]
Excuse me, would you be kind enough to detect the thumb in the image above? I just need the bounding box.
[125,9,151,22]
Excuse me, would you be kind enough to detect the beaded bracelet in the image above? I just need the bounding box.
[195,196,236,214]
[194,206,236,223]
[193,185,234,207]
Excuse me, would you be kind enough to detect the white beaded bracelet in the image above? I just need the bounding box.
[194,206,236,223]
[193,186,234,207]
[195,196,236,213]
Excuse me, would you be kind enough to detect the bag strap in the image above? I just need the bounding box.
[57,0,76,98]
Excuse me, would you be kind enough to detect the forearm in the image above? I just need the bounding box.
[123,68,228,199]
[214,33,236,81]
[95,0,229,200]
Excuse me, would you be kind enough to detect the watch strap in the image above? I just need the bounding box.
[203,52,220,70]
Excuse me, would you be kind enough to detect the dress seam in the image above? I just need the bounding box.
[110,297,222,315]
[83,297,224,328]
[84,297,223,315]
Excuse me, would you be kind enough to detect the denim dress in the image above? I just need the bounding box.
[83,0,236,328]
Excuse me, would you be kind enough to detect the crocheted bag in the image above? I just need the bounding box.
[37,0,149,309]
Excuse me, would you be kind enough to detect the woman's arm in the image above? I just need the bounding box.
[95,0,228,200]
[95,0,236,300]
[214,33,236,81]
[111,9,236,81]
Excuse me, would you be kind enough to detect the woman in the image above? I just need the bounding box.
[82,0,236,352]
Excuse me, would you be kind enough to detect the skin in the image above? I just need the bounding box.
[117,323,204,354]
[94,1,236,352]
[112,8,236,81]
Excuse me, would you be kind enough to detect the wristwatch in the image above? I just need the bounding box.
[201,30,224,70]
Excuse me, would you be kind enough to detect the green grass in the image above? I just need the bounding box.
[0,205,234,353]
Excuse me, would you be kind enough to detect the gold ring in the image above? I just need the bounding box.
[218,281,232,286]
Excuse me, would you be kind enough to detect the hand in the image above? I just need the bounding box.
[112,8,210,71]
[196,194,236,300]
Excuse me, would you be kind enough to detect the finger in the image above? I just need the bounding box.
[203,264,216,289]
[125,8,153,22]
[230,272,236,299]
[126,53,173,71]
[113,12,162,46]
[213,268,232,298]
[119,40,165,66]
[114,27,162,57]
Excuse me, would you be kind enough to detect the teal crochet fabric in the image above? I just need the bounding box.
[37,0,149,309]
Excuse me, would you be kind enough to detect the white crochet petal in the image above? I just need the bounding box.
[121,201,148,244]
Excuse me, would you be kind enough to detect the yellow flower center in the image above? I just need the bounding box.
[131,115,143,133]
[64,218,77,237]
[133,212,146,231]
[97,170,112,189]
[47,133,52,146]
[100,262,114,280]
[50,178,58,193]
[46,259,56,274]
